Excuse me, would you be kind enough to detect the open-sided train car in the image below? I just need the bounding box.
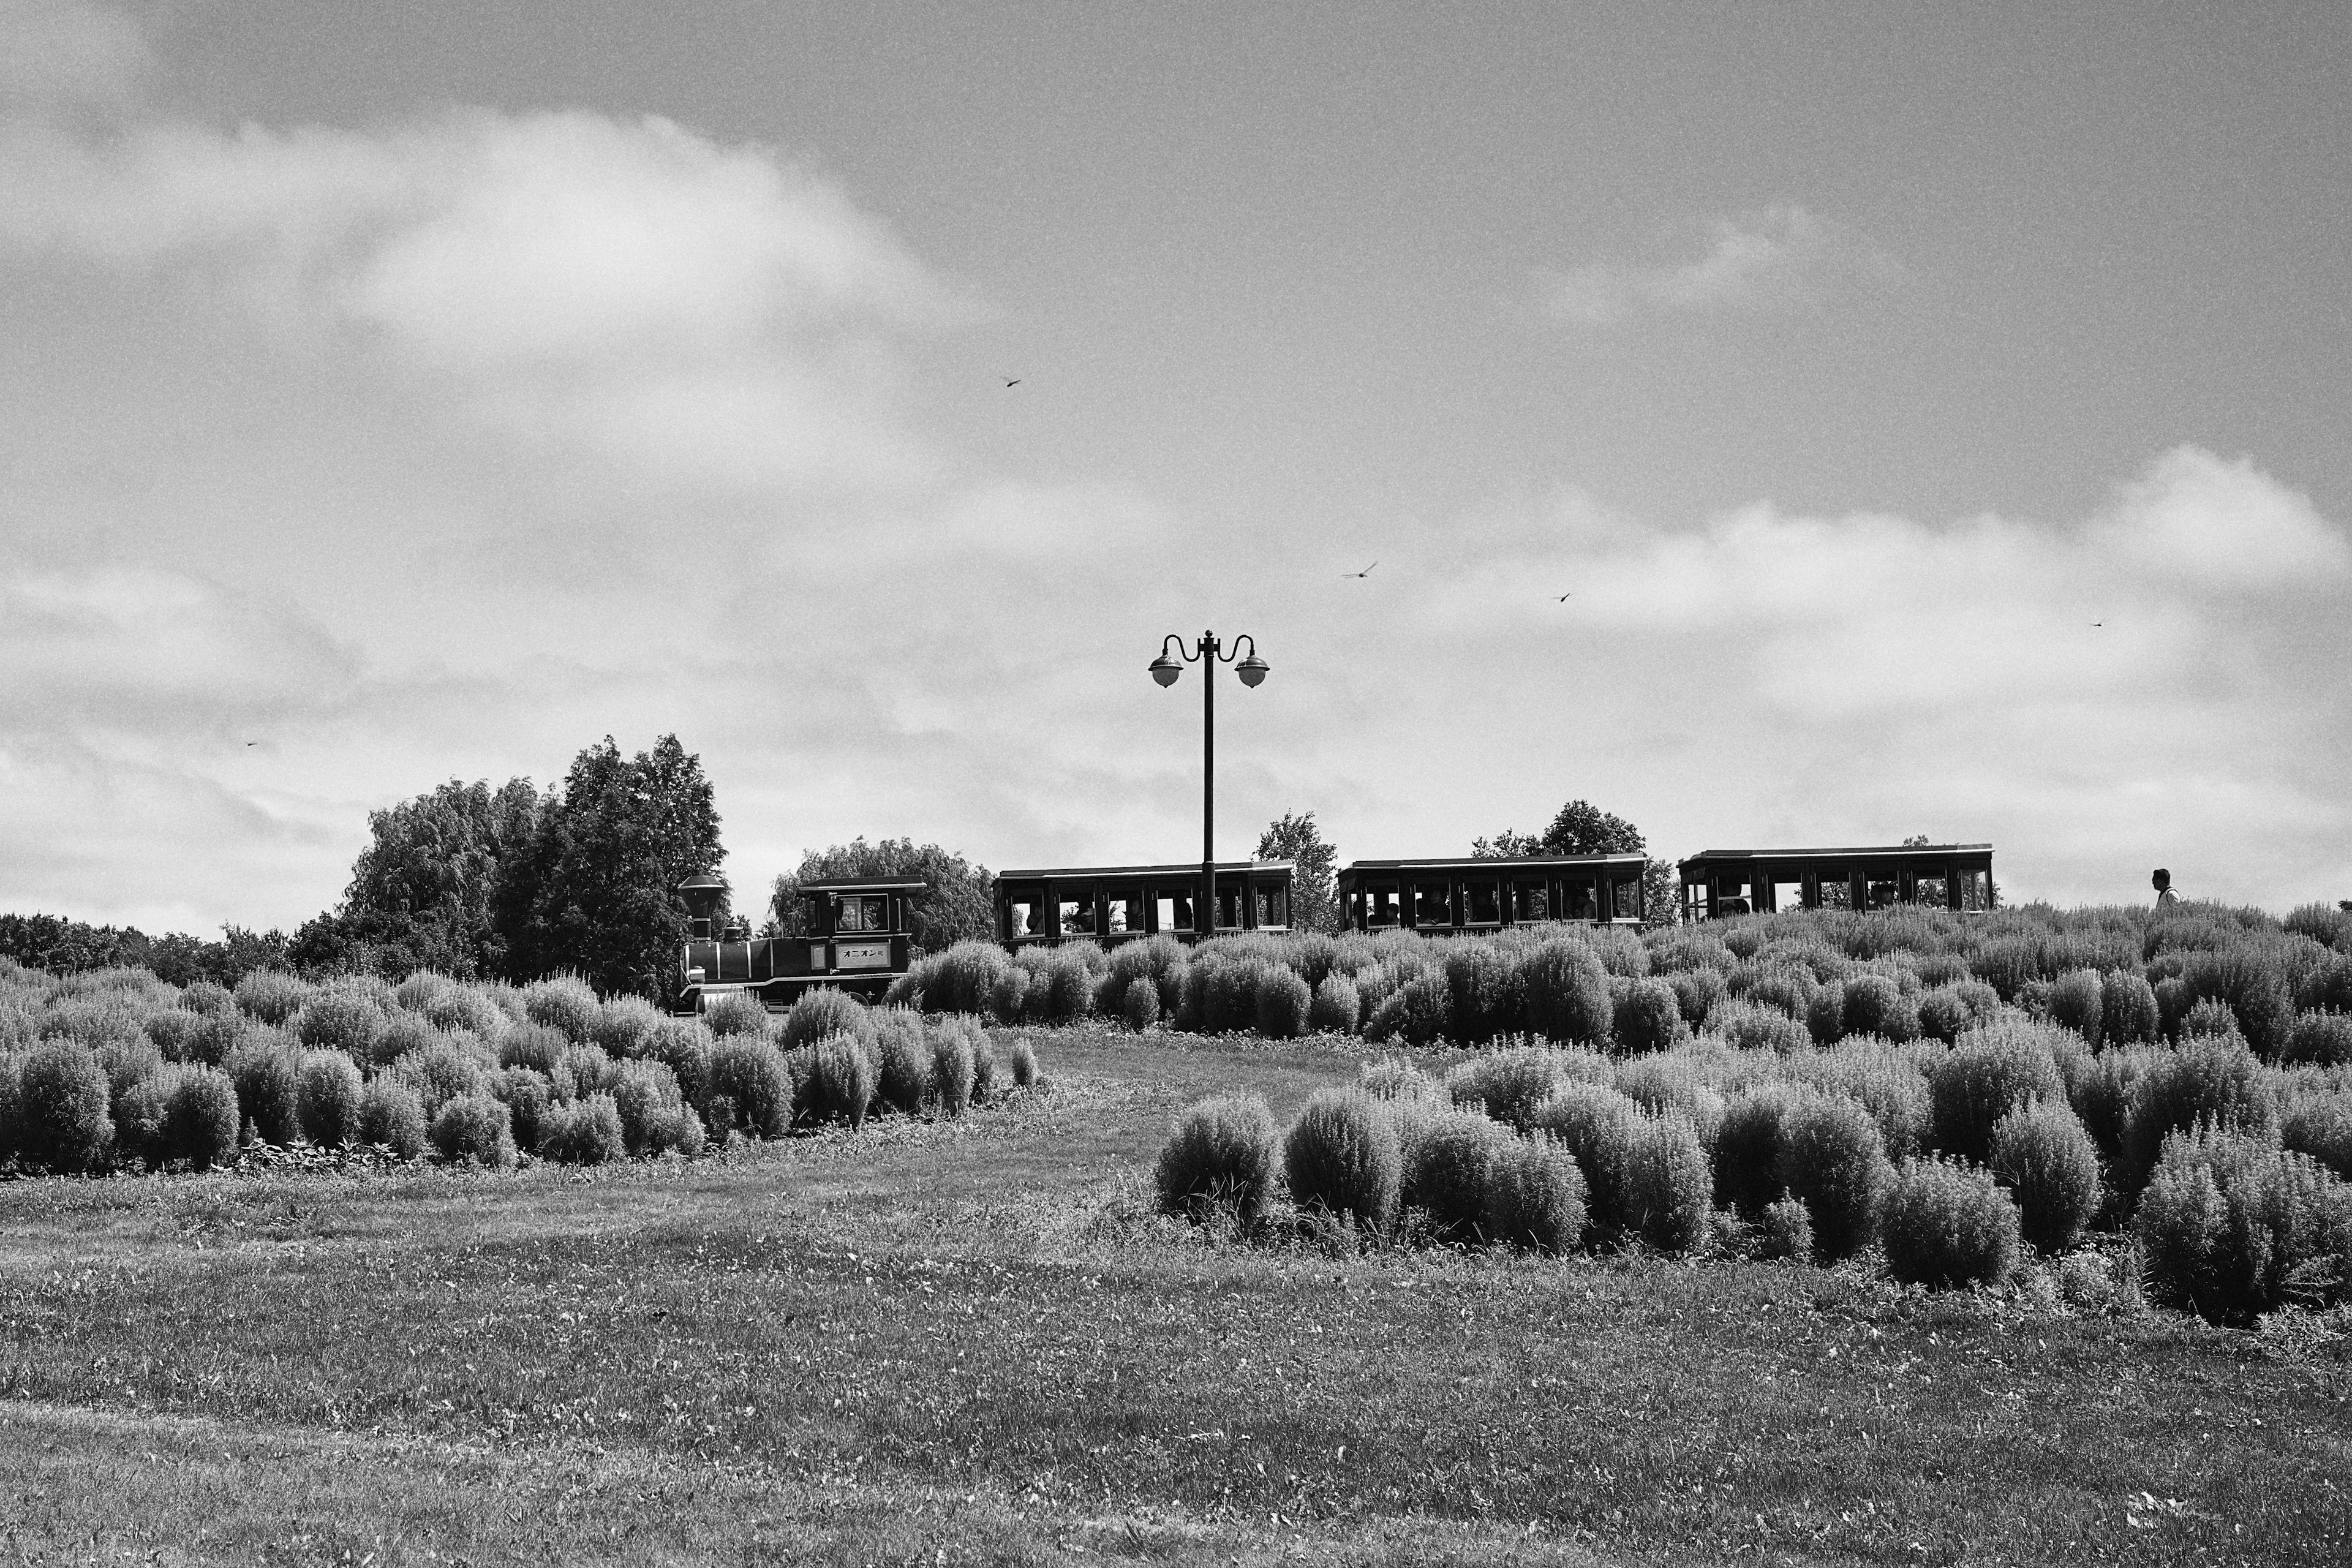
[993,861,1295,946]
[671,870,923,1014]
[1336,854,1649,933]
[1676,843,1994,919]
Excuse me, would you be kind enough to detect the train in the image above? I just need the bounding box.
[670,841,1994,1015]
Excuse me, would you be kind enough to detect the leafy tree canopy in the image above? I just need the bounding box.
[1472,798,1646,859]
[293,777,541,979]
[769,837,993,952]
[1256,810,1341,933]
[0,914,288,987]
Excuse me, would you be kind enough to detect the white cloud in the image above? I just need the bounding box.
[1535,205,1899,326]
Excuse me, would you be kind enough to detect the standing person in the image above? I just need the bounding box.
[2152,869,2179,906]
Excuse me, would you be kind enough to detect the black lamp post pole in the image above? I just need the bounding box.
[1149,629,1267,942]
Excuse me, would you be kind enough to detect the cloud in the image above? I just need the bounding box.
[1534,205,1899,326]
[0,107,961,496]
[0,0,150,110]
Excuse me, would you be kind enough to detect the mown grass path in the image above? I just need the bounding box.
[1,1025,2345,1565]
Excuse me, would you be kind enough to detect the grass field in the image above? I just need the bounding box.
[2,1023,2346,1566]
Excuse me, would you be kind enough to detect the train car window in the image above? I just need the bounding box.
[1413,881,1453,926]
[1215,887,1242,929]
[1958,869,1990,911]
[833,894,889,933]
[1464,881,1501,924]
[1683,883,1709,921]
[1561,879,1599,921]
[1814,871,1852,911]
[1866,876,1899,911]
[1772,878,1806,911]
[1512,880,1549,922]
[1912,873,1948,907]
[1058,892,1096,935]
[1255,884,1287,928]
[1363,883,1400,926]
[1006,895,1044,938]
[1611,876,1643,921]
[1713,874,1753,917]
[1155,889,1194,933]
[1104,889,1144,934]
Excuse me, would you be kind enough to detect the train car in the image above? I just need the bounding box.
[1336,854,1649,933]
[671,870,924,1014]
[993,861,1295,946]
[1676,843,1994,919]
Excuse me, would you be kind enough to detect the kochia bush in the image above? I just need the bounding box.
[1254,968,1312,1041]
[296,1050,364,1148]
[1401,1108,1509,1242]
[1283,1088,1402,1234]
[2134,1125,2352,1322]
[1482,1136,1587,1253]
[428,1093,516,1169]
[356,1079,427,1161]
[1155,1093,1280,1227]
[538,1093,625,1166]
[1988,1099,2103,1254]
[160,1066,240,1169]
[1775,1093,1891,1261]
[1523,940,1612,1047]
[1308,974,1362,1035]
[1880,1158,2022,1289]
[1928,1025,2065,1166]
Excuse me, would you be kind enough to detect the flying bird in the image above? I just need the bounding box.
[245,741,258,747]
[1558,592,1573,601]
[1341,562,1377,579]
[1001,377,1021,388]
[2092,622,2103,628]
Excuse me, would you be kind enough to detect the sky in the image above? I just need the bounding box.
[2,0,2348,933]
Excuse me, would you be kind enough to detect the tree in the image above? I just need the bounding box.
[1474,798,1647,859]
[1255,810,1341,933]
[496,736,723,997]
[0,914,288,986]
[295,778,543,978]
[768,838,993,953]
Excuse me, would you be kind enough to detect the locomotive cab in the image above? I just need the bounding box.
[671,872,925,1016]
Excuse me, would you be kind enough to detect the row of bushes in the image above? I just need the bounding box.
[1155,1021,2352,1323]
[881,903,2352,1063]
[0,963,1042,1175]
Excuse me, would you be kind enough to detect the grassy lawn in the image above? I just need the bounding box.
[1,1024,2346,1566]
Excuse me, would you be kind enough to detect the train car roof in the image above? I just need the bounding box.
[993,860,1295,880]
[1340,854,1648,873]
[798,878,932,894]
[1679,843,1992,865]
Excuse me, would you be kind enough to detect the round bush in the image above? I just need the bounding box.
[1841,974,1920,1044]
[642,1020,712,1107]
[2120,1034,2275,1189]
[523,977,603,1042]
[497,1021,569,1075]
[2100,970,2160,1046]
[1401,1108,1510,1241]
[1446,1048,1566,1135]
[1008,1038,1040,1088]
[930,1020,978,1117]
[1120,976,1161,1031]
[2282,1012,2352,1068]
[1528,1081,1643,1238]
[160,1066,241,1169]
[703,990,772,1041]
[706,1035,795,1137]
[1308,973,1361,1035]
[493,1067,554,1151]
[929,941,1014,1016]
[608,1059,682,1153]
[872,1011,932,1116]
[1622,1112,1712,1253]
[592,995,663,1058]
[1445,944,1525,1046]
[780,988,869,1052]
[1482,1136,1588,1253]
[421,984,504,1038]
[233,971,312,1027]
[1254,968,1313,1040]
[1881,1158,2022,1289]
[355,1079,427,1160]
[537,1092,624,1165]
[1204,959,1261,1035]
[296,1050,364,1148]
[1713,1000,1811,1055]
[559,1042,620,1100]
[227,1040,302,1147]
[1282,1088,1403,1234]
[1757,1194,1814,1262]
[180,981,235,1017]
[1928,1026,2065,1166]
[1524,941,1612,1046]
[2177,950,2294,1059]
[1613,978,1688,1055]
[111,1068,177,1169]
[1156,1093,1281,1226]
[989,964,1030,1023]
[392,1039,490,1118]
[1776,1094,1891,1261]
[429,1093,517,1168]
[143,1009,205,1063]
[1359,1057,1429,1101]
[1367,973,1452,1047]
[1665,967,1726,1030]
[1806,984,1846,1044]
[2133,1126,2352,1322]
[1714,1085,1799,1218]
[1989,1099,2103,1254]
[293,993,386,1058]
[2046,970,2104,1045]
[2282,1092,2352,1180]
[368,1012,443,1068]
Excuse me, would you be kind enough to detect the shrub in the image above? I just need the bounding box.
[492,1067,554,1151]
[2134,1126,2352,1322]
[1776,1093,1891,1261]
[421,984,503,1038]
[1446,1047,1566,1134]
[96,1036,162,1102]
[1713,1000,1811,1055]
[1758,1194,1814,1262]
[1254,968,1313,1040]
[1928,1025,2065,1166]
[1715,1085,1801,1218]
[1283,1088,1402,1234]
[1624,1112,1712,1253]
[523,976,603,1042]
[872,1011,933,1116]
[143,1008,204,1063]
[2177,949,2295,1059]
[227,1039,303,1146]
[1120,976,1161,1031]
[1008,1038,1039,1088]
[160,1066,240,1169]
[1445,944,1525,1045]
[929,941,1014,1015]
[538,1092,625,1165]
[368,1012,443,1068]
[1482,1136,1588,1253]
[1805,985,1845,1045]
[593,996,664,1058]
[181,981,235,1017]
[2297,957,2352,1014]
[643,1102,707,1156]
[706,1035,795,1137]
[2282,1012,2352,1068]
[609,1060,685,1153]
[1989,1099,2103,1254]
[2286,903,2352,952]
[497,1022,570,1075]
[1613,978,1687,1055]
[1359,1057,1430,1102]
[1367,973,1452,1047]
[1529,1081,1644,1238]
[2121,1035,2275,1189]
[233,971,312,1026]
[703,990,773,1041]
[296,1050,364,1148]
[391,1039,490,1118]
[1882,1158,2022,1289]
[2047,970,2103,1045]
[429,1093,518,1168]
[2180,998,2242,1042]
[293,993,385,1059]
[1523,940,1613,1047]
[642,1021,712,1107]
[1308,974,1362,1035]
[780,988,869,1052]
[1841,974,1920,1044]
[1401,1109,1510,1241]
[2068,1046,2147,1159]
[559,1043,621,1100]
[2100,970,2161,1046]
[111,1068,178,1169]
[989,964,1030,1023]
[1156,1094,1281,1226]
[930,1019,979,1116]
[355,1079,427,1160]
[969,1028,998,1101]
[1665,967,1726,1030]
[2282,1091,2352,1181]
[176,1012,247,1069]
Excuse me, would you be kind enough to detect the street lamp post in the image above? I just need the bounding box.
[1149,630,1269,941]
